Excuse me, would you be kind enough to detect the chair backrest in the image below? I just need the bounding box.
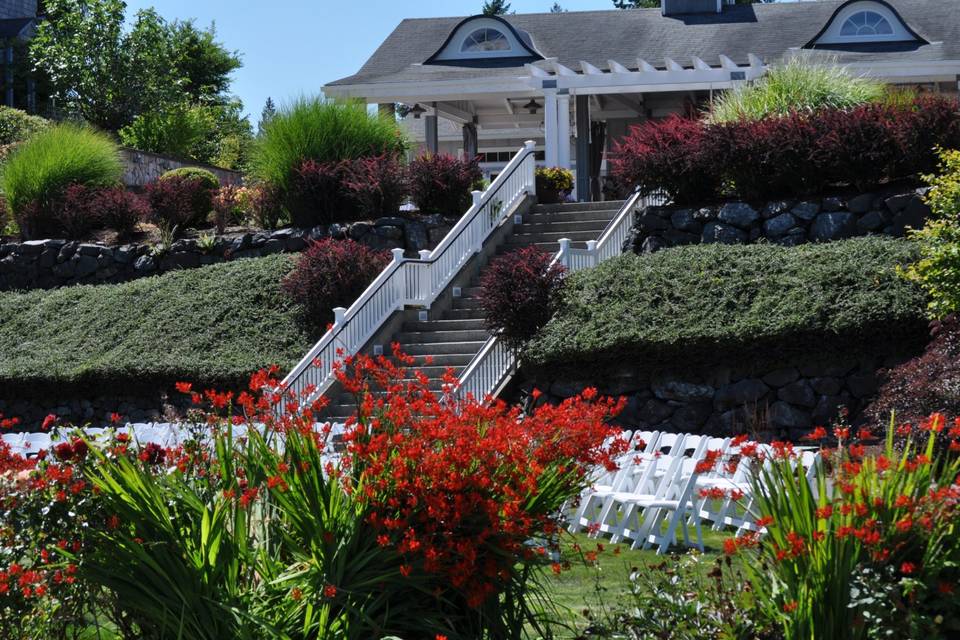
[656,432,685,456]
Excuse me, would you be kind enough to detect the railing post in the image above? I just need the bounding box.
[418,249,432,304]
[586,240,599,267]
[332,307,346,327]
[558,238,571,268]
[524,140,537,195]
[391,247,405,304]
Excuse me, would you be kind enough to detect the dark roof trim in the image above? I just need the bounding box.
[0,18,35,39]
[424,14,545,65]
[803,0,928,48]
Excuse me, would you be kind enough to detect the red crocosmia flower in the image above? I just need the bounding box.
[41,414,57,431]
[109,412,123,424]
[723,538,739,556]
[833,426,850,441]
[816,505,833,519]
[290,588,303,601]
[938,582,955,595]
[175,382,192,394]
[900,562,917,575]
[436,635,449,640]
[323,584,337,598]
[802,427,828,441]
[550,563,562,575]
[783,601,799,613]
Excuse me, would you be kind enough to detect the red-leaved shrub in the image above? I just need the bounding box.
[611,116,722,205]
[15,184,146,240]
[612,96,960,203]
[288,159,357,227]
[480,246,567,350]
[145,174,216,231]
[408,153,482,215]
[281,237,390,330]
[866,315,960,431]
[342,154,408,218]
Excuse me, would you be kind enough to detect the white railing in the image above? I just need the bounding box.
[278,141,538,412]
[456,188,669,402]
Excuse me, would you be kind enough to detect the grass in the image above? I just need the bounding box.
[251,97,406,193]
[0,254,312,396]
[0,123,122,214]
[525,238,928,379]
[706,58,885,123]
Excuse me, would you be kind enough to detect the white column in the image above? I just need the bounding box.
[557,91,571,171]
[543,88,558,167]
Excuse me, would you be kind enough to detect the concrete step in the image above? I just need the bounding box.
[531,200,625,214]
[396,329,490,344]
[404,318,486,332]
[501,241,565,253]
[452,297,483,310]
[401,353,477,367]
[401,341,487,355]
[511,229,604,243]
[516,220,613,234]
[522,210,619,224]
[442,308,487,320]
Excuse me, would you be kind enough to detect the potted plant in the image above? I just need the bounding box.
[535,166,574,204]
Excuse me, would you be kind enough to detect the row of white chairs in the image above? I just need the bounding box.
[569,430,820,554]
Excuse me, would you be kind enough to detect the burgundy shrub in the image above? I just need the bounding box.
[866,315,960,444]
[479,246,567,351]
[145,174,216,231]
[281,237,390,331]
[288,159,358,227]
[408,153,482,215]
[610,116,722,205]
[342,154,409,218]
[813,103,903,190]
[91,186,149,239]
[249,183,285,230]
[892,94,960,178]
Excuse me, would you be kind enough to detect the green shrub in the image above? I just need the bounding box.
[0,255,311,396]
[905,148,960,317]
[119,103,217,161]
[525,238,927,376]
[251,98,406,196]
[160,166,220,189]
[0,106,50,146]
[0,123,122,218]
[706,59,885,124]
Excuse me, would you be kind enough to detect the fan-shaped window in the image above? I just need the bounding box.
[461,28,511,53]
[839,10,894,37]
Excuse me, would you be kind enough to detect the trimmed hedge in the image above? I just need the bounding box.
[0,255,311,396]
[524,238,928,376]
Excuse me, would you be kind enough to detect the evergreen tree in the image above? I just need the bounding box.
[481,0,511,15]
[259,97,277,135]
[614,0,769,6]
[550,2,566,12]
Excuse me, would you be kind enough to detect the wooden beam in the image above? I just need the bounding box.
[608,59,631,74]
[580,60,604,76]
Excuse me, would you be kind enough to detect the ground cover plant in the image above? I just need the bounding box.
[613,95,960,203]
[525,238,927,376]
[0,254,311,397]
[0,349,627,639]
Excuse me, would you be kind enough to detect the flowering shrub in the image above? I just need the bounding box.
[409,153,482,215]
[281,237,390,331]
[480,246,567,351]
[535,166,574,192]
[145,173,217,232]
[341,153,408,217]
[723,418,960,640]
[0,347,626,638]
[211,184,245,233]
[612,96,960,203]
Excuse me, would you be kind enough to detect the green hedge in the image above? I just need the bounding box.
[525,238,929,376]
[0,255,311,395]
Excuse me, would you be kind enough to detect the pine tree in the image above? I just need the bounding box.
[258,97,276,135]
[481,0,512,15]
[550,2,566,12]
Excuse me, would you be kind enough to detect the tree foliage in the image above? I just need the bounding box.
[614,0,770,6]
[482,0,512,15]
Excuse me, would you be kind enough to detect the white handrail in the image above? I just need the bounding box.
[278,141,537,412]
[456,189,668,402]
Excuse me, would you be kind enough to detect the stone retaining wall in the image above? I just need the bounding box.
[0,215,453,291]
[629,186,932,254]
[120,148,243,188]
[0,391,193,430]
[524,352,911,441]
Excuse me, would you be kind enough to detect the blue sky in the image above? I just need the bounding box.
[123,0,640,123]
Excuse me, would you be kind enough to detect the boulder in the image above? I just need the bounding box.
[133,255,156,273]
[778,380,817,408]
[884,193,914,213]
[640,236,667,255]
[821,196,845,212]
[638,399,675,424]
[763,212,797,237]
[809,212,857,242]
[73,254,98,278]
[811,377,843,396]
[693,207,716,222]
[670,402,713,431]
[638,213,670,233]
[715,379,769,408]
[670,209,700,233]
[718,202,760,229]
[348,222,373,240]
[651,380,715,402]
[702,222,747,245]
[813,394,847,425]
[663,229,699,246]
[856,211,885,233]
[762,368,800,388]
[769,401,812,430]
[847,193,876,214]
[890,197,931,236]
[846,372,878,399]
[791,201,820,221]
[762,200,792,219]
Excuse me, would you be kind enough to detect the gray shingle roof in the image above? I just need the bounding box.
[0,17,34,39]
[327,0,959,87]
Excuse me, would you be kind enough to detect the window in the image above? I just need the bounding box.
[461,28,511,53]
[839,10,894,37]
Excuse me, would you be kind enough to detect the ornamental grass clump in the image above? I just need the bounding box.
[721,417,960,640]
[706,59,885,124]
[0,348,627,638]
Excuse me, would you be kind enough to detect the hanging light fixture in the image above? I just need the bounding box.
[409,103,427,119]
[523,98,542,115]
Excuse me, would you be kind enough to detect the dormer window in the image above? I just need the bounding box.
[462,28,510,53]
[840,11,894,37]
[810,1,923,47]
[426,15,544,64]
